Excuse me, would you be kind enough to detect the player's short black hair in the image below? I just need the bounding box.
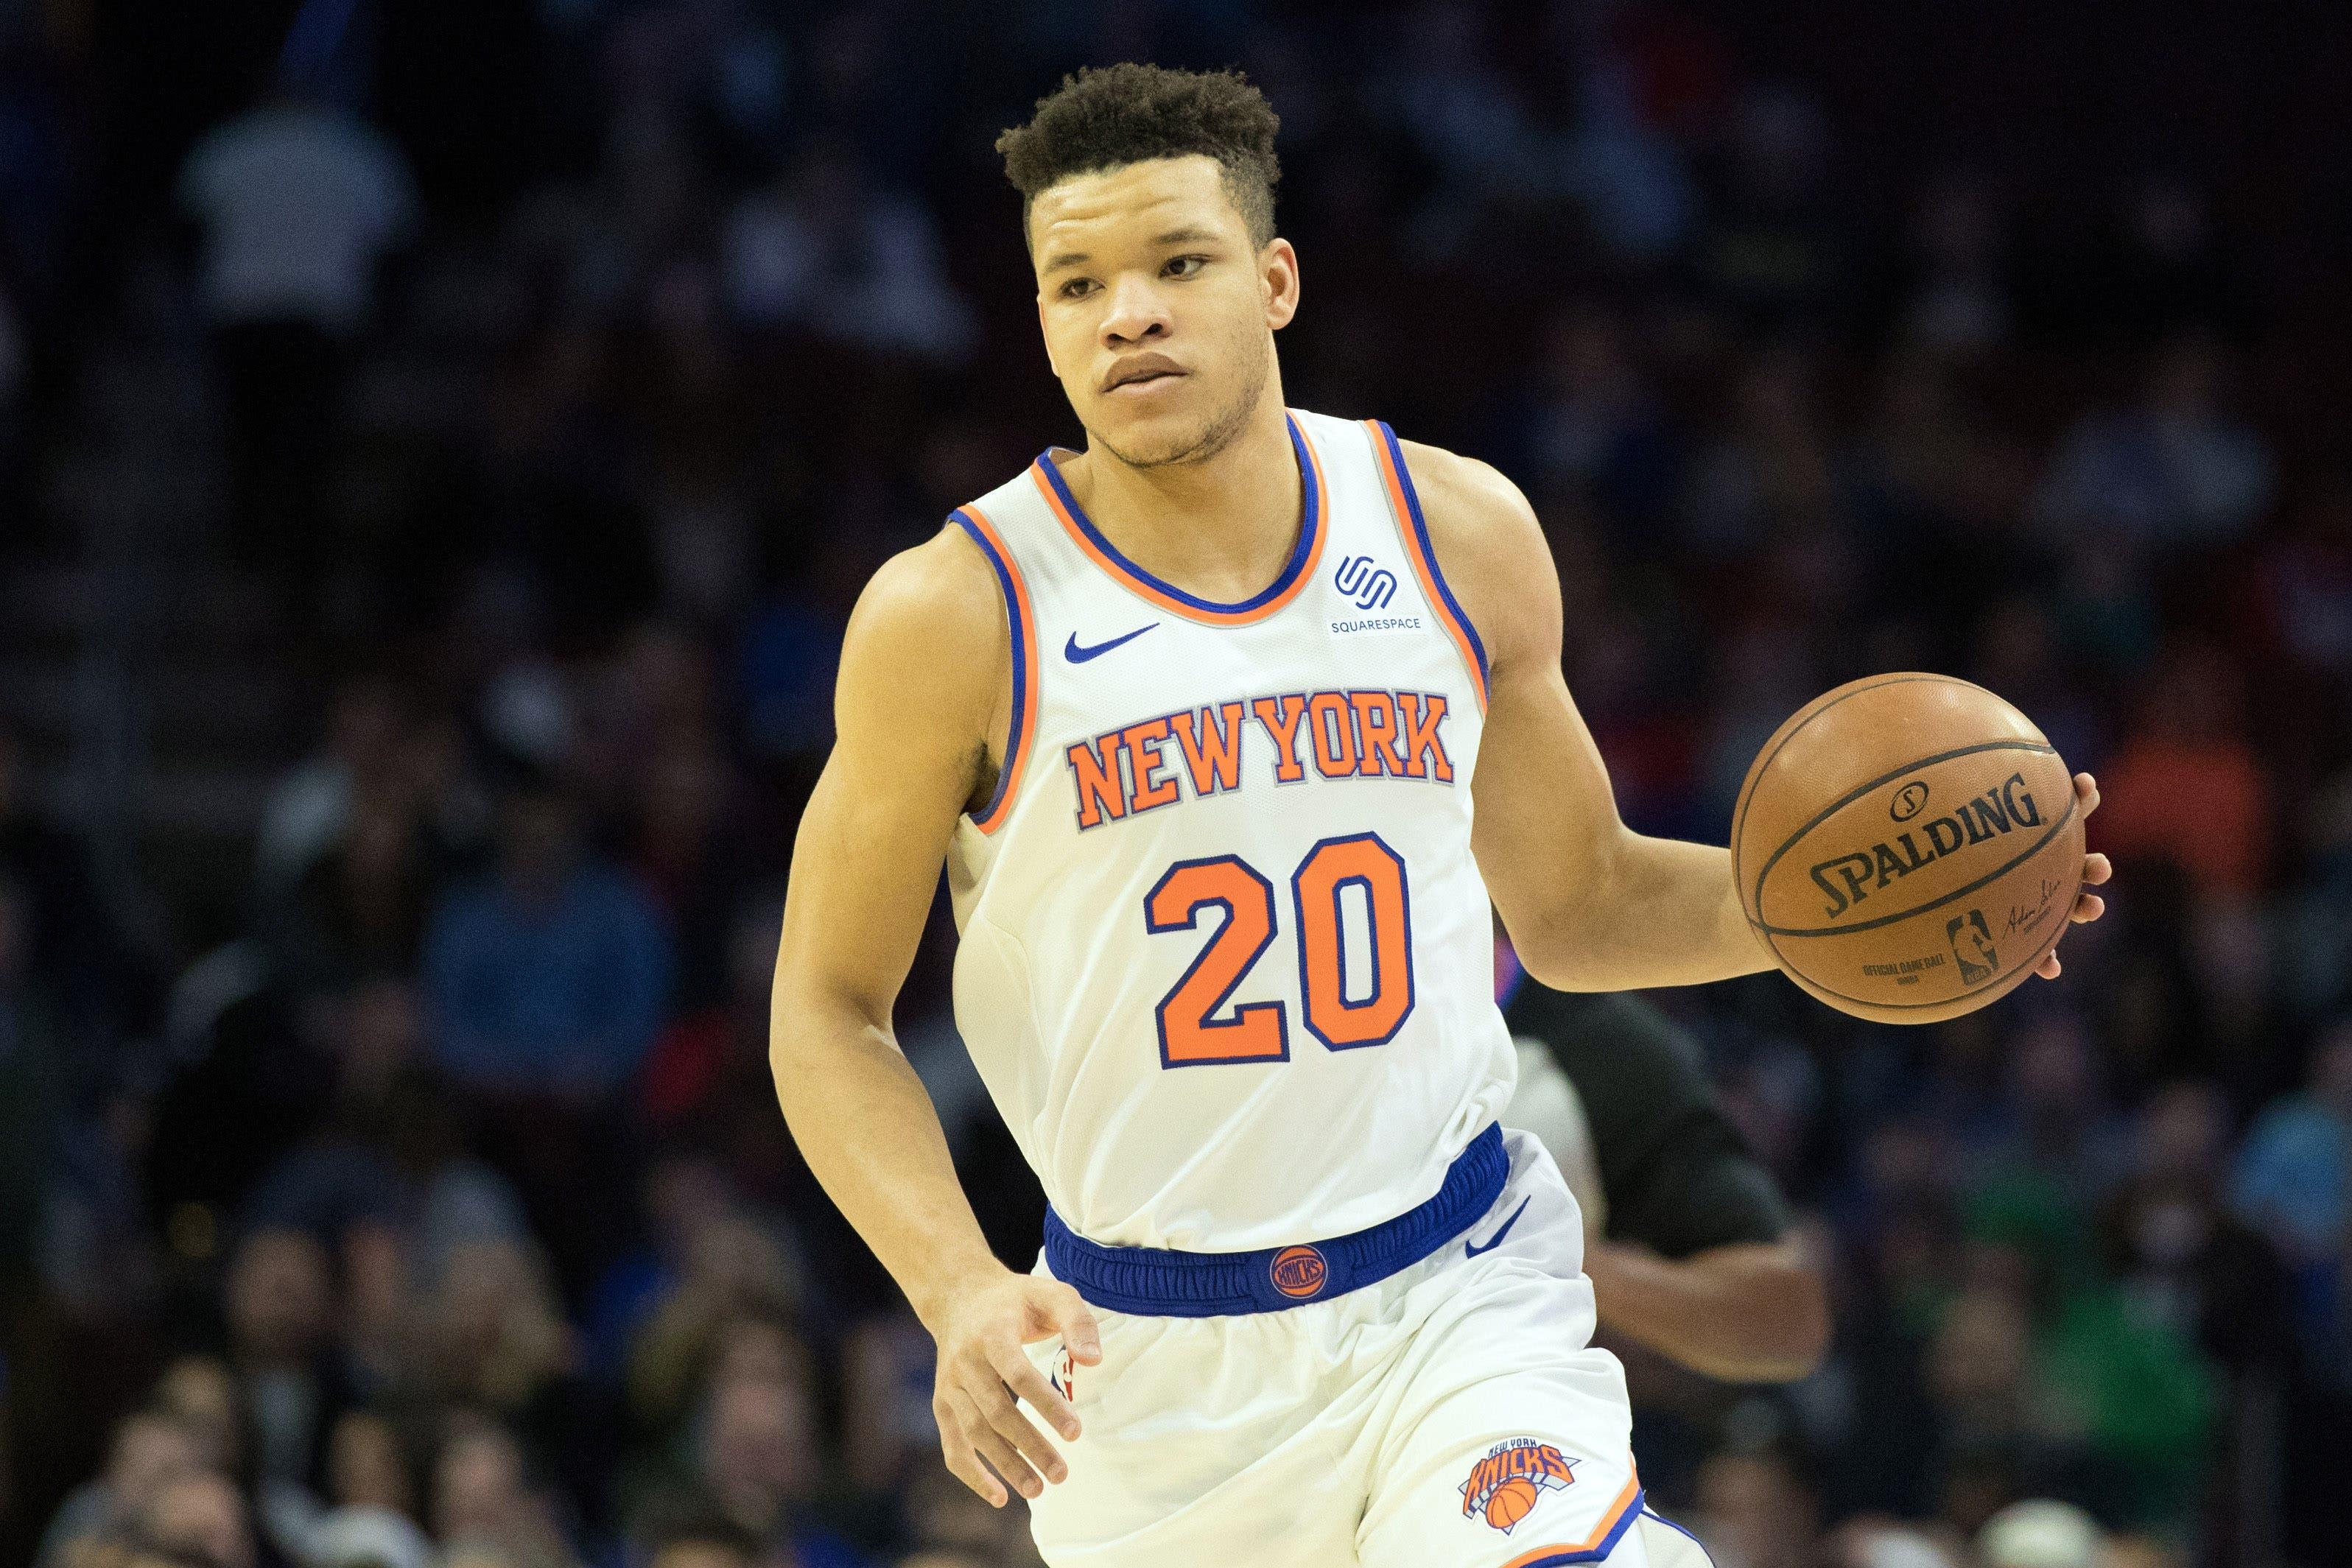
[997,64,1280,249]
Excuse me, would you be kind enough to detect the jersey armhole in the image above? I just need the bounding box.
[949,505,1038,833]
[1363,419,1492,709]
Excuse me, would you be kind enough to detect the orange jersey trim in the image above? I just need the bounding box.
[1364,419,1490,711]
[1030,412,1330,627]
[951,503,1037,834]
[1496,1474,1645,1568]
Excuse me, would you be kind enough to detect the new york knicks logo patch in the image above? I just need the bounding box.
[1460,1438,1576,1535]
[1269,1244,1328,1299]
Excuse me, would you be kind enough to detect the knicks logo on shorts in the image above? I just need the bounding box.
[1459,1438,1576,1535]
[1269,1245,1329,1299]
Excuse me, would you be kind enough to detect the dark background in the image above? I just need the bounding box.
[2,3,2348,1567]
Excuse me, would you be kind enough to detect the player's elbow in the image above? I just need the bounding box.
[1506,901,1614,991]
[766,973,882,1091]
[1498,829,1649,991]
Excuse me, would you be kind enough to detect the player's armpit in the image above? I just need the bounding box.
[773,526,1007,1041]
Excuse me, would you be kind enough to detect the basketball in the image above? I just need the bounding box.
[1732,674,2085,1024]
[1484,1477,1541,1531]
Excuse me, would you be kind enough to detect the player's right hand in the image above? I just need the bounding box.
[930,1268,1103,1507]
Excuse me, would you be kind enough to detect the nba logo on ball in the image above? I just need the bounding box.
[1460,1438,1576,1534]
[1269,1244,1328,1299]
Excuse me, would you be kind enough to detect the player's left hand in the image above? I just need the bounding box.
[2035,773,2109,980]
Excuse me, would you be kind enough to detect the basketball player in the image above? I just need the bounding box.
[769,65,2107,1568]
[1502,960,1829,1384]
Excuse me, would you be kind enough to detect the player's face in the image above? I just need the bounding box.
[1031,156,1299,468]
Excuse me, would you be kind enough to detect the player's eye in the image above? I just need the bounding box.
[1163,255,1207,279]
[1059,278,1098,300]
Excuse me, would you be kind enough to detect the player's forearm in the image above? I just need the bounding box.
[769,996,1005,1330]
[1516,834,1770,991]
[1583,1238,1828,1382]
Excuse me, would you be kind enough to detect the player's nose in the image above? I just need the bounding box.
[1098,275,1172,347]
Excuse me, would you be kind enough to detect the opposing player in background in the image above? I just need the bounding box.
[1502,957,1828,1385]
[770,64,2099,1568]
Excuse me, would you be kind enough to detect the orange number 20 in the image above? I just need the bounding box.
[1144,835,1415,1069]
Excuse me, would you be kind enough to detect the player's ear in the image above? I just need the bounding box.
[1263,237,1299,331]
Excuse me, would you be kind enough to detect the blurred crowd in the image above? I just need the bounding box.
[2,3,2350,1568]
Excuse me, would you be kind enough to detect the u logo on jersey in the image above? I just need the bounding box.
[1334,553,1398,610]
[1460,1439,1576,1535]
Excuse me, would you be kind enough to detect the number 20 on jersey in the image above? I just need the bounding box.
[1144,832,1414,1066]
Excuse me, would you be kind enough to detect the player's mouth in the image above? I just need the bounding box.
[1100,355,1187,395]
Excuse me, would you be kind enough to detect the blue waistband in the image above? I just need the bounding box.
[1042,1122,1508,1318]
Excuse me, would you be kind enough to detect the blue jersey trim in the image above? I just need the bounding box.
[1640,1508,1713,1557]
[1373,419,1491,689]
[1509,1491,1647,1565]
[1036,412,1323,616]
[1042,1123,1506,1316]
[950,509,1028,829]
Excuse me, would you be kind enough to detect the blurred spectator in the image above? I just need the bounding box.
[35,1410,198,1568]
[1974,1498,2104,1568]
[424,777,672,1098]
[220,1226,348,1504]
[178,88,416,577]
[253,679,413,898]
[720,144,975,363]
[2031,333,2275,554]
[2103,1083,2294,1376]
[432,1416,580,1568]
[138,1469,256,1568]
[1895,173,2014,354]
[299,1407,431,1568]
[245,1050,530,1301]
[2230,1024,2352,1277]
[624,1262,807,1441]
[2250,471,2352,683]
[2091,644,2271,900]
[407,1240,580,1452]
[0,726,156,1053]
[678,1375,861,1568]
[1692,1447,1818,1568]
[642,1511,762,1568]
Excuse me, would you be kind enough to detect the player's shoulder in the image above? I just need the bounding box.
[837,523,1009,735]
[1388,434,1556,662]
[854,522,1005,634]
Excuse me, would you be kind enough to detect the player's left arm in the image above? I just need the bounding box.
[1408,441,1768,990]
[1406,442,2108,990]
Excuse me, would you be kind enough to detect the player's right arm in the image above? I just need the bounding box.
[770,526,1100,1509]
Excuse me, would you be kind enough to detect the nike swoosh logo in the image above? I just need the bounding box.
[1064,624,1158,663]
[1464,1196,1531,1258]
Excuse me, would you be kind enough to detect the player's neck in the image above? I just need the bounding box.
[1061,392,1302,602]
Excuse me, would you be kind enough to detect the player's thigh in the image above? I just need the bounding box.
[1017,1310,1369,1568]
[1355,1239,1640,1566]
[1356,1375,1643,1568]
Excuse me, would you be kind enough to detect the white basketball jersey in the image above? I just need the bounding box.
[944,408,1517,1250]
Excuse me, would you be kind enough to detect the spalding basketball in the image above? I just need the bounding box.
[1732,674,2083,1024]
[1484,1477,1540,1531]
